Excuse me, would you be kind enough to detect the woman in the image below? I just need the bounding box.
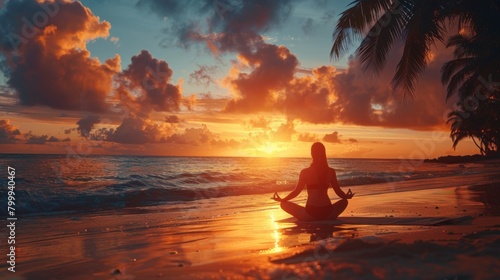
[272,142,354,221]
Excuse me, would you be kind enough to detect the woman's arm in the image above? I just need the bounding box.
[331,168,354,199]
[273,170,306,202]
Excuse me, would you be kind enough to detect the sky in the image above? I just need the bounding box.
[0,0,478,158]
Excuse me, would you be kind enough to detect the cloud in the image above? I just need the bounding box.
[0,0,120,112]
[77,115,101,137]
[272,120,295,142]
[323,131,342,143]
[0,1,188,118]
[220,42,455,131]
[132,0,454,135]
[224,44,298,112]
[0,119,21,143]
[247,116,271,129]
[280,66,337,124]
[94,116,175,144]
[189,65,217,87]
[0,119,70,145]
[165,115,181,124]
[118,50,182,114]
[348,138,358,143]
[141,0,296,56]
[330,44,455,130]
[298,132,319,142]
[25,132,70,145]
[167,124,218,145]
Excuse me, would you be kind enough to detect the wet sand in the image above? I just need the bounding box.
[1,182,499,279]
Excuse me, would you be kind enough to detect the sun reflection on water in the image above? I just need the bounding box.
[260,213,284,254]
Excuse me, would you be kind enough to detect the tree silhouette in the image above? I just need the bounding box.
[331,0,500,155]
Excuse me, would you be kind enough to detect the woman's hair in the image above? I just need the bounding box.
[310,142,329,184]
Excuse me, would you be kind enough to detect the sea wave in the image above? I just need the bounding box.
[1,155,495,216]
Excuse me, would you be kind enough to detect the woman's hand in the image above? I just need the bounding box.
[272,192,283,202]
[345,189,355,199]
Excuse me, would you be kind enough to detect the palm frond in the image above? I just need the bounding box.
[446,64,477,99]
[441,57,472,85]
[330,0,393,60]
[357,1,412,73]
[391,0,446,96]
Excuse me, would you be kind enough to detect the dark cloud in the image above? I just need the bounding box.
[141,0,296,55]
[77,115,101,137]
[101,116,174,144]
[0,119,20,143]
[119,50,182,114]
[348,138,358,143]
[165,115,180,124]
[25,132,70,145]
[323,131,342,143]
[0,0,119,112]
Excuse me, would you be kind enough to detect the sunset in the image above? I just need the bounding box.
[0,0,499,279]
[0,0,481,158]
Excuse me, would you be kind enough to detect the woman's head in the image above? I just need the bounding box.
[310,142,329,183]
[311,142,328,168]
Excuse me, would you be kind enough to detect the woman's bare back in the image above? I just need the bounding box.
[300,167,333,207]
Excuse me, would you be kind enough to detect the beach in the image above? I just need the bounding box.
[0,156,499,279]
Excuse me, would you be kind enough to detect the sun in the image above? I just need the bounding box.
[258,142,282,156]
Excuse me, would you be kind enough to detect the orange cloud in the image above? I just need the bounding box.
[272,120,296,142]
[220,41,454,131]
[0,118,70,145]
[247,116,271,130]
[0,0,119,112]
[0,119,21,143]
[224,44,298,113]
[297,132,319,142]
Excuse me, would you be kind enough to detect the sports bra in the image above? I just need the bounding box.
[307,183,328,190]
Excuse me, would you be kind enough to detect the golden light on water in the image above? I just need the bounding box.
[270,213,284,253]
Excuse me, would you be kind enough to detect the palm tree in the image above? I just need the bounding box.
[441,1,500,100]
[440,1,500,153]
[331,0,500,155]
[448,97,500,156]
[448,110,483,154]
[330,0,499,97]
[330,0,456,97]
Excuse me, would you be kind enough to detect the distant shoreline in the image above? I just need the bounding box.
[424,154,500,164]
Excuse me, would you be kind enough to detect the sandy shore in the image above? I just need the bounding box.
[1,181,499,279]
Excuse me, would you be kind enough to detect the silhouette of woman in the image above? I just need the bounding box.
[272,142,354,221]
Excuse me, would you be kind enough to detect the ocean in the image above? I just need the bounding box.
[0,154,497,216]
